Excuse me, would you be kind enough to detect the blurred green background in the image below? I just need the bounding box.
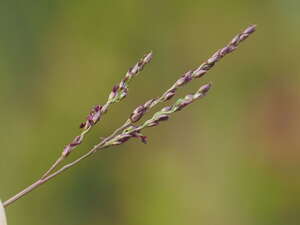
[1,0,300,224]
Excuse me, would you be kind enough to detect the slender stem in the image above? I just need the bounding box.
[3,120,131,208]
[40,156,64,179]
[40,110,130,180]
[2,180,43,208]
[3,143,106,208]
[104,120,132,141]
[40,126,92,179]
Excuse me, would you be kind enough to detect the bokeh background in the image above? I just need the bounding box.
[1,0,300,224]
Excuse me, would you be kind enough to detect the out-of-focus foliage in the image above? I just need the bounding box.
[0,0,300,225]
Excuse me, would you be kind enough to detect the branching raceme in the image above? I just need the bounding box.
[3,25,256,208]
